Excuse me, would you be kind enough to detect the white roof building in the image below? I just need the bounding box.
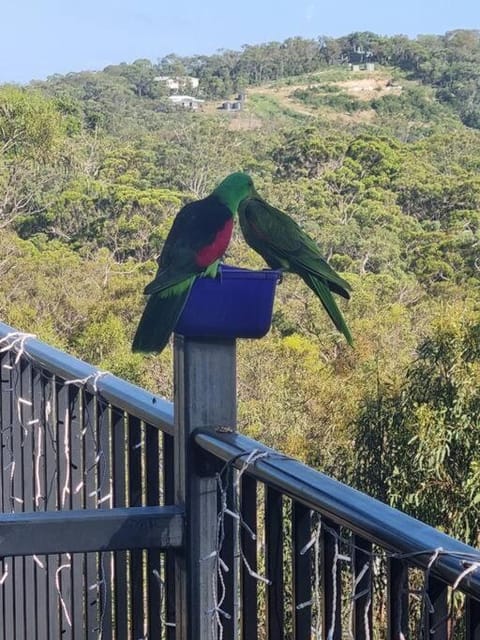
[154,76,200,90]
[168,95,205,110]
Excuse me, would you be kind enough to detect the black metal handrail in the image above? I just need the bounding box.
[0,320,176,639]
[0,321,174,434]
[195,428,480,600]
[1,321,480,639]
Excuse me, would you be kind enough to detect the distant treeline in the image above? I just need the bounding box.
[36,29,480,128]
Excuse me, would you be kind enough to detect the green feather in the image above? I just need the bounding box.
[144,271,193,296]
[213,172,255,215]
[202,259,220,279]
[239,196,353,345]
[302,273,353,346]
[132,277,195,353]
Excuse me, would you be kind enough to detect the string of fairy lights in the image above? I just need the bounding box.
[0,330,479,639]
[0,331,112,637]
[211,450,480,640]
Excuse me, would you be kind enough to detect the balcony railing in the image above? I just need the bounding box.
[0,321,479,639]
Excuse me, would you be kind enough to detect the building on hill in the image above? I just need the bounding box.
[154,76,200,92]
[350,62,375,72]
[348,46,375,72]
[168,95,204,110]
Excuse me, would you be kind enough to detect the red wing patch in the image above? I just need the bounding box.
[195,218,234,268]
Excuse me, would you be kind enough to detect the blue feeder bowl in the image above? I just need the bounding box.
[175,264,281,339]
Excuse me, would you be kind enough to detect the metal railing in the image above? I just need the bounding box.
[0,322,177,639]
[196,429,480,639]
[0,321,479,639]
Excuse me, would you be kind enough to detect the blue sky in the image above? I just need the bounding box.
[1,0,479,83]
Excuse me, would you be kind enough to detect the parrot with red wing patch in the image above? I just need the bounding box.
[132,172,256,353]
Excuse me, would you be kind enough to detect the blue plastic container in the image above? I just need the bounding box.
[175,264,281,339]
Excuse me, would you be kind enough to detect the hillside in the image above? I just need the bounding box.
[29,29,480,132]
[0,30,479,543]
[209,67,458,136]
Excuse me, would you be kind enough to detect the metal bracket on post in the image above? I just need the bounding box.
[173,334,237,640]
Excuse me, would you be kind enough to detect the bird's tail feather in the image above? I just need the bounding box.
[302,273,353,346]
[132,279,194,353]
[302,261,351,299]
[327,280,351,299]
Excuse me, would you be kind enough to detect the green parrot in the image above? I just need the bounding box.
[238,196,353,346]
[132,172,256,353]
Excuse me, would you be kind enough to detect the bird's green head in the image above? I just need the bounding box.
[213,172,257,214]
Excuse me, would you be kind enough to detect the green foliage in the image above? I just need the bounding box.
[0,86,65,158]
[370,86,454,123]
[273,128,348,179]
[1,30,480,544]
[293,86,365,113]
[248,94,306,123]
[353,314,480,544]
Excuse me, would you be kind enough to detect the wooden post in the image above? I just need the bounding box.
[174,335,237,640]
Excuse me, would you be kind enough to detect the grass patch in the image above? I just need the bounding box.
[248,93,308,121]
[292,86,366,113]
